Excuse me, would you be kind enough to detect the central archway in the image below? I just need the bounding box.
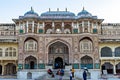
[54,57,63,69]
[48,41,69,68]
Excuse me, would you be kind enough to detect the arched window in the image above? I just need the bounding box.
[56,28,62,34]
[64,29,71,34]
[45,24,52,34]
[80,39,93,53]
[0,48,2,57]
[81,55,93,69]
[115,47,120,57]
[5,47,16,57]
[101,47,112,57]
[25,39,37,52]
[46,29,52,34]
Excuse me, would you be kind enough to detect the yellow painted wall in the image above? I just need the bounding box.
[0,43,18,60]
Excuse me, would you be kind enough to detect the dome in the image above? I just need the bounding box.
[77,8,92,18]
[24,7,38,17]
[41,10,75,17]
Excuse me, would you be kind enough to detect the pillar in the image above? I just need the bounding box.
[26,21,28,33]
[88,21,90,33]
[32,21,34,33]
[2,64,4,75]
[82,21,84,32]
[113,65,116,74]
[62,22,64,33]
[52,22,55,33]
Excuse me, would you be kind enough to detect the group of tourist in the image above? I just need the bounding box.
[47,67,88,80]
[47,68,64,80]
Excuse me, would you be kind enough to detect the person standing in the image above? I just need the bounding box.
[83,70,87,80]
[71,67,75,78]
[69,69,72,80]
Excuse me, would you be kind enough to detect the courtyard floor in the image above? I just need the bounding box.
[0,75,120,80]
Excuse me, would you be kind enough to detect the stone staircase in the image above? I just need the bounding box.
[36,69,81,80]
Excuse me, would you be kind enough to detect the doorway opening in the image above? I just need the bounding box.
[54,57,63,69]
[30,61,34,69]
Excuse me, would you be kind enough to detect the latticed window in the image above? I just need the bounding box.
[101,47,112,57]
[80,39,93,53]
[5,47,16,57]
[115,47,120,57]
[0,48,2,57]
[25,39,37,52]
[13,48,16,57]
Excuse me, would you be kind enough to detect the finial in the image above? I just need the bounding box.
[31,7,34,11]
[65,8,67,12]
[57,8,59,11]
[83,6,84,10]
[49,8,51,12]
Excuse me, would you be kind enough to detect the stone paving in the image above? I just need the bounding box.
[0,73,120,80]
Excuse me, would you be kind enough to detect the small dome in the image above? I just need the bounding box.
[24,7,38,17]
[77,8,92,18]
[41,11,75,17]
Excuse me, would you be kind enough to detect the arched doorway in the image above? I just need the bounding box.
[81,55,93,69]
[5,63,16,75]
[0,65,2,75]
[102,62,113,74]
[54,57,63,69]
[48,41,69,68]
[25,56,37,69]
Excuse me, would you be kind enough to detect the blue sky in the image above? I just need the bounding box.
[0,0,120,23]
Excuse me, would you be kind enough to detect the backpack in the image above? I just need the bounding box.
[60,69,64,76]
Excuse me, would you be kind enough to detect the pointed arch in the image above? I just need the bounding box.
[47,39,71,67]
[25,56,37,69]
[101,47,112,57]
[79,37,93,53]
[81,55,93,69]
[24,37,38,52]
[5,63,16,75]
[101,62,113,74]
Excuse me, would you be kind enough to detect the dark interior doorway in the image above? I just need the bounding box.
[54,57,63,69]
[30,61,34,69]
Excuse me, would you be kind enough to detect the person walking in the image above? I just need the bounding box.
[83,70,87,80]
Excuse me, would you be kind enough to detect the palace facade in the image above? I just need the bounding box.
[0,7,120,76]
